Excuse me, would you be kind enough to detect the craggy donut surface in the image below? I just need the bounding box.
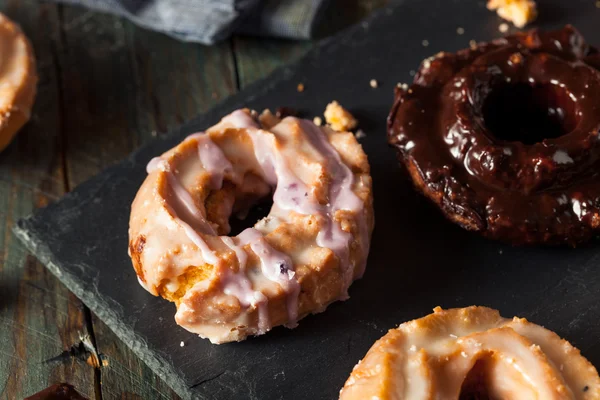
[340,306,600,400]
[388,26,600,245]
[0,13,37,151]
[129,109,373,343]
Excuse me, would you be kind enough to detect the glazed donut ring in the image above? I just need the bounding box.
[388,25,600,245]
[129,109,373,343]
[340,306,600,400]
[0,13,36,151]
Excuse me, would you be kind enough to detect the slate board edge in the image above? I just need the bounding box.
[13,221,196,400]
[12,3,400,399]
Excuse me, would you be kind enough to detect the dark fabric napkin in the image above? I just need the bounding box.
[51,0,331,44]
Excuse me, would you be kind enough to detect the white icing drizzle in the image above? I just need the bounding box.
[225,110,367,295]
[298,120,370,281]
[220,236,270,334]
[187,133,234,189]
[238,228,300,327]
[147,155,218,264]
[146,110,367,334]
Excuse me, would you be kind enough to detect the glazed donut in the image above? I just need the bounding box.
[0,13,36,151]
[388,25,600,245]
[129,109,373,343]
[340,306,600,400]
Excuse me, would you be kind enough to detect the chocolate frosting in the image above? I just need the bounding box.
[388,26,600,245]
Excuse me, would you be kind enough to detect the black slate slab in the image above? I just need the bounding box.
[14,0,600,399]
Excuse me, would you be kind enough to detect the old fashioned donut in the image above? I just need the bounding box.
[129,109,373,343]
[388,26,600,245]
[340,306,600,400]
[0,13,36,151]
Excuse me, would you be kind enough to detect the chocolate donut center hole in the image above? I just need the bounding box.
[482,82,579,144]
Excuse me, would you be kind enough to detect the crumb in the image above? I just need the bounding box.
[324,101,357,132]
[457,27,465,35]
[313,116,322,126]
[499,249,503,255]
[369,79,378,88]
[297,83,305,92]
[180,341,185,347]
[396,83,409,91]
[469,40,477,49]
[487,0,538,28]
[409,70,415,76]
[499,22,509,33]
[258,109,279,129]
[355,129,366,139]
[422,39,429,47]
[151,130,157,137]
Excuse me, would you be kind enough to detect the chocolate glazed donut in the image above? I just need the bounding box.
[388,25,600,245]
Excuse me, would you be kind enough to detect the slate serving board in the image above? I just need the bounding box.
[14,0,600,399]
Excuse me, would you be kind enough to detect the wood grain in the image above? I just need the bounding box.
[0,1,96,399]
[56,6,237,398]
[1,1,384,398]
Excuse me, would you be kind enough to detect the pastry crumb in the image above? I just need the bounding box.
[355,130,366,139]
[487,0,537,28]
[297,83,305,92]
[456,27,465,35]
[409,70,416,76]
[180,341,185,347]
[324,101,357,132]
[422,39,429,47]
[369,79,378,88]
[313,116,322,126]
[396,82,409,91]
[499,23,509,33]
[469,40,477,49]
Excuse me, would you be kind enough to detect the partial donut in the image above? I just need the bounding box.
[340,306,600,400]
[388,26,600,245]
[0,13,37,151]
[129,109,373,343]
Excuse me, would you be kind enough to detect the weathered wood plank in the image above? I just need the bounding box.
[0,1,96,399]
[233,0,388,90]
[57,5,237,398]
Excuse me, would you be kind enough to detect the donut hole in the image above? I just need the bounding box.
[228,197,273,236]
[459,358,493,400]
[482,82,580,144]
[204,174,274,236]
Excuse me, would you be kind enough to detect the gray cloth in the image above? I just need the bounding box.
[52,0,330,44]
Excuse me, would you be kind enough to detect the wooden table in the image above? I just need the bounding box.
[0,1,384,398]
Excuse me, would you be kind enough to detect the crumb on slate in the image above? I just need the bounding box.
[313,116,322,126]
[324,101,357,132]
[469,40,478,49]
[180,341,185,347]
[397,82,409,91]
[355,129,366,139]
[297,83,305,92]
[487,0,538,28]
[422,39,429,47]
[369,79,378,88]
[499,23,509,33]
[457,27,465,35]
